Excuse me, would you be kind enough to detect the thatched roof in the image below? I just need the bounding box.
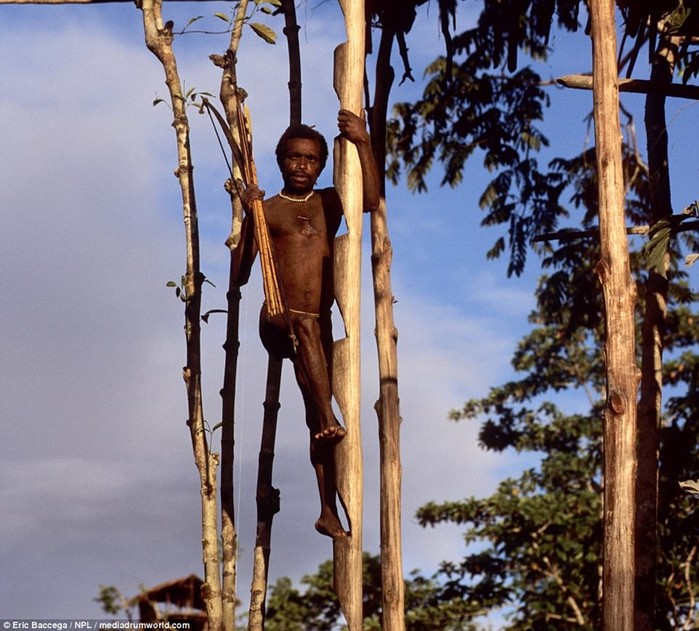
[130,574,205,611]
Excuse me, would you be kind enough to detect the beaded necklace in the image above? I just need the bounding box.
[279,189,315,203]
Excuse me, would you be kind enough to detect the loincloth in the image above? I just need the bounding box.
[263,301,321,320]
[288,307,320,319]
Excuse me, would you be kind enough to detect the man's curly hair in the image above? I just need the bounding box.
[275,124,329,173]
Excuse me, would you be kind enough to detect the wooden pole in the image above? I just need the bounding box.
[332,0,365,627]
[635,35,678,631]
[280,0,302,125]
[246,4,301,626]
[248,356,283,631]
[371,199,405,630]
[140,1,223,629]
[589,2,639,629]
[219,274,240,631]
[217,6,250,628]
[369,24,405,630]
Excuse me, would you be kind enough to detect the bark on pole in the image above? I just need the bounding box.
[589,2,639,629]
[216,6,250,629]
[371,199,405,630]
[635,36,677,631]
[140,2,223,629]
[332,0,365,627]
[369,26,405,630]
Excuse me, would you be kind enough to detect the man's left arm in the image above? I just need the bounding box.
[337,109,381,213]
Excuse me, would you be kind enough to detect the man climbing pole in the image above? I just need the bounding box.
[234,109,380,538]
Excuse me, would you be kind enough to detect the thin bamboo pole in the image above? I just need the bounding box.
[589,2,639,629]
[246,6,302,627]
[332,1,365,628]
[219,276,239,631]
[140,2,223,629]
[280,0,302,125]
[248,356,283,631]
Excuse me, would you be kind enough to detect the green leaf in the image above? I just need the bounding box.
[153,97,165,107]
[166,281,178,287]
[644,219,672,278]
[686,253,699,267]
[185,16,204,28]
[249,22,277,44]
[663,4,691,34]
[214,12,230,23]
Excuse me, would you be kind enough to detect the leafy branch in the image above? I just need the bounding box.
[153,85,214,110]
[176,0,281,44]
[644,201,699,277]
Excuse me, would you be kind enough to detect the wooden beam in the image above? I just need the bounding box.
[533,220,699,243]
[557,73,699,101]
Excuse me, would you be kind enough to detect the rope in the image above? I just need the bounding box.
[205,104,234,184]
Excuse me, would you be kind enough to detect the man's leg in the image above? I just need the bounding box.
[292,315,346,443]
[309,438,347,538]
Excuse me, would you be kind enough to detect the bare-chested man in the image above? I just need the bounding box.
[235,109,380,538]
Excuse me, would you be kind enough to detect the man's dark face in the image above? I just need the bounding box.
[280,138,322,194]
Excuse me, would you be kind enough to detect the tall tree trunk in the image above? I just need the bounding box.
[589,2,639,629]
[140,2,223,629]
[332,0,366,627]
[368,22,405,630]
[635,34,678,631]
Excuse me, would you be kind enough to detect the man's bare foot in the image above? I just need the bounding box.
[314,423,347,444]
[315,512,348,539]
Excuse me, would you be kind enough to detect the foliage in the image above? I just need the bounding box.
[386,1,589,277]
[644,202,699,276]
[94,585,131,618]
[387,0,699,278]
[411,145,699,628]
[263,553,480,630]
[177,0,281,43]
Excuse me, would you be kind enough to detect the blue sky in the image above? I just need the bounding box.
[1,0,698,625]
